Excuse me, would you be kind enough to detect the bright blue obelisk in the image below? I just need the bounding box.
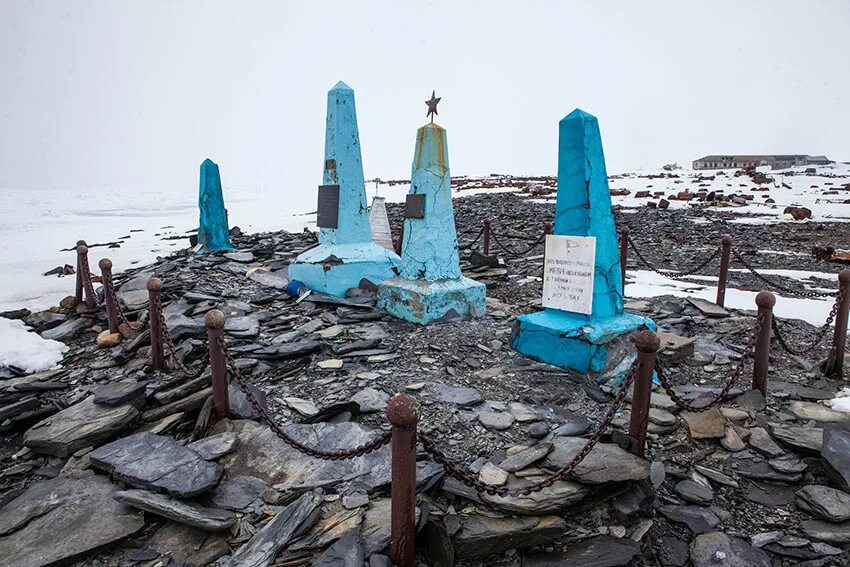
[512,109,654,374]
[288,82,400,296]
[378,98,485,324]
[197,158,235,254]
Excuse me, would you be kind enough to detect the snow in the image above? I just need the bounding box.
[828,388,850,413]
[0,318,67,372]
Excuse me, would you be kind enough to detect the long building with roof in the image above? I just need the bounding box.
[693,154,831,170]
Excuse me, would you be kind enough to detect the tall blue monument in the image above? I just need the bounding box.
[377,92,486,324]
[512,109,654,374]
[288,82,400,296]
[197,158,235,254]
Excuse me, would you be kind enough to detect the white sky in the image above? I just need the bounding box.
[1,1,848,211]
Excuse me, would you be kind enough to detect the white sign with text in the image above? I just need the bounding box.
[542,235,596,315]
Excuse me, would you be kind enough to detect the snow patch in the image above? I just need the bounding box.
[0,318,68,373]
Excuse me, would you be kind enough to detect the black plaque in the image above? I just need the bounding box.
[316,185,340,228]
[404,194,425,219]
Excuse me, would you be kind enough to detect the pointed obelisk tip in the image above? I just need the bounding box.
[201,158,218,169]
[563,108,596,122]
[330,80,353,92]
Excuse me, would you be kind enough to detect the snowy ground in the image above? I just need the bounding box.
[1,163,846,372]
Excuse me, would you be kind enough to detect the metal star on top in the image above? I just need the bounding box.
[425,90,441,123]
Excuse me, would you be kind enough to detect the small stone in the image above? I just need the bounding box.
[478,411,515,430]
[689,531,771,567]
[478,462,509,486]
[790,401,849,423]
[435,384,483,407]
[748,427,784,457]
[682,408,726,439]
[674,479,713,504]
[796,485,850,522]
[659,505,720,534]
[342,492,369,509]
[318,359,344,370]
[283,397,319,417]
[115,489,235,531]
[528,422,550,439]
[187,432,238,460]
[350,388,389,413]
[648,408,677,426]
[751,531,783,548]
[224,251,254,263]
[96,330,122,348]
[498,443,553,472]
[720,427,746,452]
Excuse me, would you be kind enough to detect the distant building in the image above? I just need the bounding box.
[692,154,832,170]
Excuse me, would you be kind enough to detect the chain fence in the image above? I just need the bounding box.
[627,236,720,280]
[153,293,203,377]
[489,230,546,258]
[771,287,844,356]
[731,248,838,299]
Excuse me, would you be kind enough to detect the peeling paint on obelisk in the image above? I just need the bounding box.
[197,158,234,254]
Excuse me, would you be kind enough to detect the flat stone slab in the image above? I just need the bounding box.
[524,535,640,567]
[0,472,144,567]
[687,297,729,318]
[799,520,850,544]
[24,396,139,457]
[452,514,566,559]
[789,401,850,423]
[115,489,235,531]
[435,384,483,407]
[796,485,850,522]
[690,531,771,567]
[821,427,850,490]
[187,432,238,460]
[542,437,650,484]
[659,505,720,534]
[92,380,147,406]
[770,423,823,455]
[682,408,726,440]
[41,317,90,341]
[90,432,222,498]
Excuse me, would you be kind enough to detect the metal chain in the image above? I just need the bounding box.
[219,336,391,460]
[103,271,133,328]
[419,361,638,496]
[732,249,838,299]
[656,314,762,412]
[465,225,485,248]
[490,230,546,258]
[80,259,100,306]
[155,294,200,376]
[628,237,720,280]
[771,289,843,356]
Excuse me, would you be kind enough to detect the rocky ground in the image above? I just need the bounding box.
[1,188,849,567]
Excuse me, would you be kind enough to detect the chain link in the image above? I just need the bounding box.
[489,230,546,258]
[80,258,100,306]
[219,336,391,460]
[627,237,720,280]
[772,288,843,356]
[656,314,762,412]
[154,294,200,376]
[103,271,133,328]
[419,362,638,496]
[732,249,838,299]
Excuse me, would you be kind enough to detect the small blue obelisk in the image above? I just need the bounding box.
[378,95,485,324]
[512,109,654,374]
[197,158,234,254]
[288,82,400,296]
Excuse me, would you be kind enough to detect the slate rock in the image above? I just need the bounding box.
[115,489,236,531]
[543,437,650,484]
[689,531,771,567]
[362,498,420,556]
[92,380,147,406]
[187,432,238,460]
[478,411,515,430]
[350,387,389,413]
[790,401,850,423]
[799,520,850,544]
[224,251,255,263]
[748,427,784,457]
[89,432,222,498]
[24,310,66,331]
[228,382,267,420]
[770,423,823,454]
[24,396,139,458]
[476,479,589,515]
[821,427,850,491]
[148,522,230,566]
[524,535,640,567]
[796,485,850,522]
[248,269,289,289]
[682,408,726,439]
[659,505,720,534]
[313,531,364,567]
[252,340,322,360]
[435,384,483,407]
[528,422,551,438]
[41,317,90,341]
[498,443,553,472]
[674,479,713,504]
[209,475,269,511]
[225,490,323,567]
[735,389,767,412]
[0,472,144,567]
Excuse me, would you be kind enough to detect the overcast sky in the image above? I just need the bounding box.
[1,1,848,205]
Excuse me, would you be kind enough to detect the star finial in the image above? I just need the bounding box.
[425,90,441,123]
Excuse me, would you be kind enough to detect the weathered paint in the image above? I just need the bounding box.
[512,109,655,374]
[289,81,400,296]
[197,158,234,253]
[378,277,486,325]
[377,120,486,324]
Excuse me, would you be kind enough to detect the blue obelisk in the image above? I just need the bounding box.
[288,82,400,297]
[377,108,486,324]
[197,158,234,253]
[512,109,654,374]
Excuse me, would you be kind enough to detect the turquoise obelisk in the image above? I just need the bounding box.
[377,121,486,324]
[512,109,654,374]
[288,82,400,296]
[197,158,234,253]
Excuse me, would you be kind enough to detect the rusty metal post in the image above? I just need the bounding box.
[99,258,118,333]
[543,222,554,257]
[395,221,405,256]
[826,270,850,378]
[482,217,491,256]
[629,329,659,458]
[205,309,229,419]
[387,393,419,567]
[716,234,733,307]
[619,227,630,289]
[77,245,97,308]
[74,239,86,304]
[147,277,164,371]
[752,291,775,396]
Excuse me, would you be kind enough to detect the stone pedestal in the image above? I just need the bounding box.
[378,122,485,324]
[288,82,399,296]
[197,159,234,254]
[512,109,654,376]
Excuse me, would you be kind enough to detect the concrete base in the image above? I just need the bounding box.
[288,242,400,298]
[511,309,656,374]
[378,277,486,325]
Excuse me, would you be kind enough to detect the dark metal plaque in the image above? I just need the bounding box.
[317,185,340,229]
[404,194,425,219]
